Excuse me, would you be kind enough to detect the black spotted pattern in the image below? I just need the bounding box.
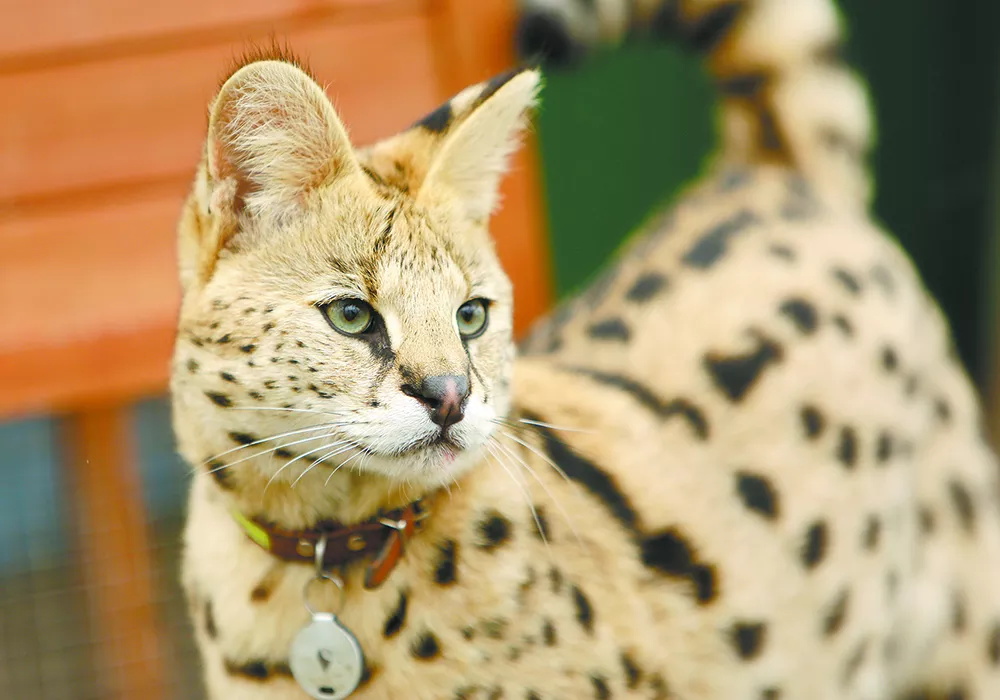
[823,589,850,637]
[587,317,632,342]
[779,298,818,334]
[683,209,759,269]
[641,529,718,604]
[801,406,825,439]
[591,674,611,699]
[836,427,858,469]
[704,333,783,402]
[383,591,408,638]
[626,272,669,302]
[572,585,595,634]
[949,480,975,533]
[411,632,441,660]
[735,471,779,520]
[434,540,458,585]
[731,621,767,660]
[478,511,513,551]
[802,521,829,569]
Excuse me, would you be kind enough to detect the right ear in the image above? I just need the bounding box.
[180,59,361,287]
[207,59,360,221]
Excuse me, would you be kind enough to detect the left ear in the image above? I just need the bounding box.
[417,69,541,221]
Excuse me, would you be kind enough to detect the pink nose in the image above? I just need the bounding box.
[401,375,470,429]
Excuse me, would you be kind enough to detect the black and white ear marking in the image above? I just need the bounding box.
[417,68,541,222]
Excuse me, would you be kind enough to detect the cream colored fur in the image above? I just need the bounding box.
[173,5,1000,699]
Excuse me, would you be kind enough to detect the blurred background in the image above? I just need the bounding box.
[1,1,998,698]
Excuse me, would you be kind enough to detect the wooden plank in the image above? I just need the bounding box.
[0,11,438,206]
[431,0,554,336]
[0,0,409,63]
[60,406,166,700]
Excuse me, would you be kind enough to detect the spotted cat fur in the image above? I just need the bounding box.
[172,2,1000,699]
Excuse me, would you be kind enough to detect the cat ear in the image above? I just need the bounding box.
[206,59,360,222]
[416,69,541,222]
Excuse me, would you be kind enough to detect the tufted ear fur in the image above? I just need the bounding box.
[417,69,541,222]
[207,59,360,225]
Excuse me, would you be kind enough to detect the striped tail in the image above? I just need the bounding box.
[515,0,874,210]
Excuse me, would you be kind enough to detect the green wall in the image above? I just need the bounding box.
[533,1,1000,387]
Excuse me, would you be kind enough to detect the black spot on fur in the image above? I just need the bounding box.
[239,343,256,353]
[274,448,293,459]
[532,506,550,541]
[832,268,863,295]
[831,314,854,337]
[842,638,869,686]
[836,427,858,469]
[526,692,541,700]
[718,72,768,98]
[988,622,1000,665]
[760,689,781,700]
[952,590,967,633]
[478,511,513,550]
[565,368,709,439]
[801,405,825,439]
[875,431,893,464]
[918,505,936,535]
[862,515,881,551]
[935,397,952,424]
[641,529,718,604]
[881,346,899,372]
[204,600,218,639]
[802,521,828,569]
[731,622,766,660]
[223,659,291,681]
[461,626,474,640]
[683,209,759,269]
[414,102,453,132]
[572,585,595,634]
[704,333,783,402]
[588,317,631,341]
[186,359,199,373]
[823,589,850,637]
[205,391,232,408]
[549,566,564,593]
[648,674,670,699]
[206,460,234,489]
[626,272,669,302]
[768,244,796,261]
[780,299,818,334]
[542,619,557,646]
[482,618,508,639]
[735,471,779,519]
[412,632,441,660]
[591,675,611,699]
[383,591,408,638]
[529,415,638,529]
[228,431,256,446]
[949,480,975,533]
[621,652,641,689]
[434,539,458,585]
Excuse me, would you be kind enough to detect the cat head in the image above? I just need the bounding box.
[172,53,540,504]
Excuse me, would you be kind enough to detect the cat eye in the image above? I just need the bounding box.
[456,298,489,339]
[322,298,374,336]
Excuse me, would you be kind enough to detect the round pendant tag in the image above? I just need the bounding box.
[289,613,365,700]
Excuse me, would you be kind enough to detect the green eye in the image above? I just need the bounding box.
[323,298,373,336]
[457,299,489,339]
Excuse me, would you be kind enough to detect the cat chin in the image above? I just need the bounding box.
[358,442,486,488]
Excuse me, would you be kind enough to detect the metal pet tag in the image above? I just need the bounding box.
[290,612,365,700]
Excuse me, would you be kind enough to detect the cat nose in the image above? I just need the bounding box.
[401,375,470,429]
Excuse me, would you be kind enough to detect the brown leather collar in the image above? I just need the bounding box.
[233,501,428,589]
